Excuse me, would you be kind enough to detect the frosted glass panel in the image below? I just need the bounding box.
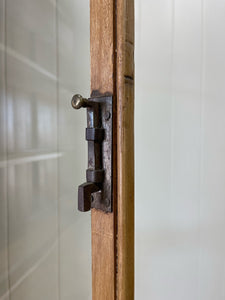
[0,0,9,298]
[0,0,91,299]
[136,0,225,299]
[57,1,91,299]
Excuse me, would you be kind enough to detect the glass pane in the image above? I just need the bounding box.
[136,0,225,299]
[0,0,91,299]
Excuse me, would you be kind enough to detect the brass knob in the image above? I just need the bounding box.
[71,94,89,109]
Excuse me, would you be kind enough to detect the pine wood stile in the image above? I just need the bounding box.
[90,0,134,299]
[117,1,134,299]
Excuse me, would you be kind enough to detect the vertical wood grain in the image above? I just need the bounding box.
[117,1,134,299]
[90,0,116,299]
[90,0,134,299]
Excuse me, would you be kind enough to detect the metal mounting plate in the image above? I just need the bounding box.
[88,95,113,213]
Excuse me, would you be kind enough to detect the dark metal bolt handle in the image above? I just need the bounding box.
[71,93,101,212]
[71,94,113,212]
[71,94,89,109]
[78,182,100,212]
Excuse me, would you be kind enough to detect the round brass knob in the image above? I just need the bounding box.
[71,94,88,109]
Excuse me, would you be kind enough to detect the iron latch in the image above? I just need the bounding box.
[71,94,113,213]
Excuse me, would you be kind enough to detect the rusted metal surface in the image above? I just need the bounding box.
[86,128,104,142]
[78,182,100,212]
[86,169,104,183]
[90,95,113,213]
[71,94,113,213]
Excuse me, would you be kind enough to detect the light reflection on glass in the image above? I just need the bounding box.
[0,1,91,299]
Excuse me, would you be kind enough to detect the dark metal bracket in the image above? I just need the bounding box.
[71,94,113,213]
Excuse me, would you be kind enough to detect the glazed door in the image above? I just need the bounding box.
[0,1,92,299]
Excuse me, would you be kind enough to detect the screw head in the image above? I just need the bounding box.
[105,111,111,121]
[105,198,110,207]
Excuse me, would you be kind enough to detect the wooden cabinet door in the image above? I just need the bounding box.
[90,1,134,299]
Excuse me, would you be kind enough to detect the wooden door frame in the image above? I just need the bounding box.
[90,0,134,299]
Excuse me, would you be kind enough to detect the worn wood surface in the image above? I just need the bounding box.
[116,0,134,299]
[90,0,134,299]
[90,0,116,299]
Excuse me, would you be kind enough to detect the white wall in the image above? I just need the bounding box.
[135,0,225,299]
